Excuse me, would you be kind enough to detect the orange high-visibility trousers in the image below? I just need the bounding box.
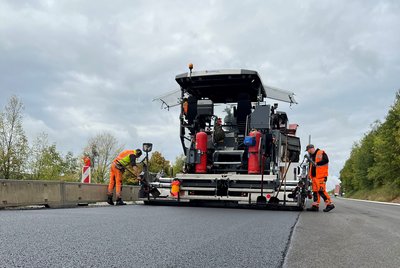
[311,177,331,207]
[108,164,123,198]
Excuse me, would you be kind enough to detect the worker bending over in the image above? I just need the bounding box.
[306,144,335,212]
[107,149,142,206]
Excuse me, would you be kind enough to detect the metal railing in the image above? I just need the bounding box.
[0,179,140,208]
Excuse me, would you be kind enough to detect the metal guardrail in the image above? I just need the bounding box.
[0,179,140,208]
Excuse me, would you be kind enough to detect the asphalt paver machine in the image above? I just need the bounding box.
[142,66,309,210]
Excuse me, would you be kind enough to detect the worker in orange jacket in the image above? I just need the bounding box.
[305,144,335,212]
[107,149,142,206]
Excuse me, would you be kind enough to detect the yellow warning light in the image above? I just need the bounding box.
[188,63,193,70]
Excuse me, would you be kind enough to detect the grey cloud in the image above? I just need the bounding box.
[1,0,399,187]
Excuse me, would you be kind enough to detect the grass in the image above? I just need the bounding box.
[346,184,400,203]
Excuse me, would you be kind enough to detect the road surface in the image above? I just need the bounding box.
[284,197,400,268]
[0,205,298,267]
[0,198,399,267]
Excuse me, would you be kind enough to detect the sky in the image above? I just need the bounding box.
[1,0,399,190]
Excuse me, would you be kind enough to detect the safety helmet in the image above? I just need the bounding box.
[305,144,314,151]
[135,149,143,157]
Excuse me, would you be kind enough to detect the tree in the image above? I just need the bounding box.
[148,151,171,176]
[37,144,64,180]
[83,132,123,183]
[340,90,400,199]
[28,133,79,181]
[352,131,376,190]
[0,96,29,179]
[368,90,400,188]
[29,133,49,180]
[172,154,186,176]
[29,133,66,180]
[60,151,79,181]
[340,143,358,194]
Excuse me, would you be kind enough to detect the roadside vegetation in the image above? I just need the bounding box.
[340,90,400,202]
[0,95,183,184]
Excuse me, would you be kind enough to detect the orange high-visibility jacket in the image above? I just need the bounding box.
[114,150,138,167]
[309,149,328,179]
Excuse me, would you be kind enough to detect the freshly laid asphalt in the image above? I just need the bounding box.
[0,205,299,268]
[1,198,399,268]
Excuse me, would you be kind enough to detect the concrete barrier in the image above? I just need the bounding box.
[0,179,140,208]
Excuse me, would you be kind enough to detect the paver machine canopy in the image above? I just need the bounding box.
[174,69,300,175]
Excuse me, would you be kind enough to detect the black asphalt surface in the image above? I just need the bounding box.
[2,198,399,268]
[0,205,299,268]
[284,197,400,268]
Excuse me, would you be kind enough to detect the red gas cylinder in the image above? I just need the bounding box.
[248,130,262,174]
[195,131,208,173]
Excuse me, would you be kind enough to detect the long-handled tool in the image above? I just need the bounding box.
[256,155,267,205]
[118,161,161,198]
[304,154,316,167]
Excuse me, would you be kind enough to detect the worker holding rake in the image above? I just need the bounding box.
[107,149,142,206]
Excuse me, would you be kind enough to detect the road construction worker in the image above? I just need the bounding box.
[305,144,335,212]
[107,149,142,206]
[213,117,225,145]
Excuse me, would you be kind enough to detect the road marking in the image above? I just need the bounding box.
[338,197,400,206]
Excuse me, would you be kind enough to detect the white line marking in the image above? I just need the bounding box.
[338,197,400,206]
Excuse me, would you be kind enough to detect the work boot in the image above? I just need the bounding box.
[323,204,335,212]
[115,198,126,206]
[306,205,319,212]
[107,195,114,206]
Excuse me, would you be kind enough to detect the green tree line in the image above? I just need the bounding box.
[340,90,400,201]
[0,95,185,183]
